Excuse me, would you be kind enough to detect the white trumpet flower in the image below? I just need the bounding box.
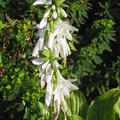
[37,9,51,29]
[55,20,78,57]
[56,70,78,97]
[32,59,54,106]
[55,20,78,41]
[47,19,78,58]
[53,70,78,119]
[32,28,46,57]
[57,35,71,57]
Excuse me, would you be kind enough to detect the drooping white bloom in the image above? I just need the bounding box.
[37,60,54,107]
[54,85,66,119]
[32,28,46,57]
[46,19,78,58]
[32,57,44,65]
[56,70,78,97]
[53,70,78,119]
[45,80,53,106]
[37,9,51,29]
[33,0,52,6]
[32,1,79,119]
[55,20,78,57]
[36,60,59,108]
[32,58,54,107]
[32,37,44,57]
[45,70,54,106]
[57,35,71,57]
[54,19,78,41]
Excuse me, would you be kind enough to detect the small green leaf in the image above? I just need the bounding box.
[0,20,5,30]
[49,20,54,33]
[41,48,51,59]
[6,85,12,90]
[68,41,77,51]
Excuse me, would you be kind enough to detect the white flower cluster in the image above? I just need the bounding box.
[32,0,78,119]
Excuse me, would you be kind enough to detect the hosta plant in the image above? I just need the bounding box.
[31,0,78,119]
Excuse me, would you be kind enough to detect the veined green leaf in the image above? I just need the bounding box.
[87,88,120,120]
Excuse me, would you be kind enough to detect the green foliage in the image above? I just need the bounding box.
[66,0,91,27]
[68,18,115,79]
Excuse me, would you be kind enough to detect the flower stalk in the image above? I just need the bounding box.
[32,0,78,119]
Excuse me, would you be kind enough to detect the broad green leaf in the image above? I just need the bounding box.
[87,88,120,120]
[67,91,88,119]
[114,97,120,119]
[68,114,84,120]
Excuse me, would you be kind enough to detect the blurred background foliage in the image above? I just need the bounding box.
[0,0,120,120]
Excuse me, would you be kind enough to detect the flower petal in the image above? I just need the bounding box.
[45,63,51,73]
[42,60,50,70]
[33,0,52,6]
[63,22,78,32]
[63,80,78,91]
[45,70,54,83]
[45,81,53,106]
[32,37,44,57]
[41,74,45,88]
[32,28,45,57]
[64,30,73,41]
[52,11,57,19]
[54,87,61,118]
[62,87,70,97]
[47,32,55,50]
[39,69,45,78]
[33,0,45,6]
[57,36,71,57]
[37,18,47,29]
[32,58,43,65]
[44,9,51,18]
[53,60,59,69]
[60,8,67,18]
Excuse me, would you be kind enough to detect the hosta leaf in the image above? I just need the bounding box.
[114,97,120,119]
[87,88,120,120]
[68,115,84,120]
[67,91,88,119]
